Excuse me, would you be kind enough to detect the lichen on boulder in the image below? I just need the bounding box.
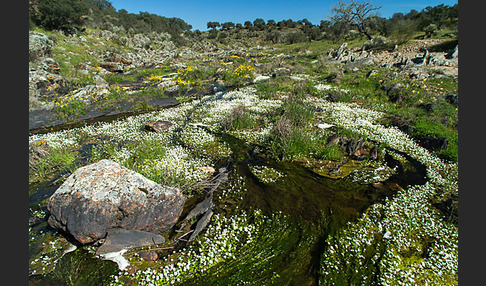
[47,159,185,244]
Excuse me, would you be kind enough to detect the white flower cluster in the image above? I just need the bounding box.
[177,124,232,158]
[219,174,247,199]
[118,211,260,285]
[312,97,458,284]
[29,130,78,149]
[199,87,281,125]
[231,125,273,146]
[29,97,219,191]
[179,125,215,148]
[308,97,457,194]
[139,145,211,186]
[250,165,285,184]
[348,164,397,184]
[322,181,458,284]
[109,146,133,165]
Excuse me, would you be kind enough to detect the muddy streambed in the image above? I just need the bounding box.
[28,108,427,286]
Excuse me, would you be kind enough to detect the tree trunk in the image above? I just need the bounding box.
[363,31,372,40]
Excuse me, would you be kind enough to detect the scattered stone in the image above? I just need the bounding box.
[71,85,109,101]
[406,67,430,80]
[128,34,152,49]
[104,52,132,65]
[428,54,448,66]
[138,251,159,262]
[316,122,334,130]
[335,42,348,60]
[100,62,124,73]
[29,69,69,98]
[381,116,413,133]
[272,67,291,78]
[144,120,174,132]
[382,83,406,103]
[445,94,458,106]
[93,75,108,87]
[344,57,376,68]
[47,159,186,244]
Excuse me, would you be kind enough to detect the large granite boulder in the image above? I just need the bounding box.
[47,159,185,244]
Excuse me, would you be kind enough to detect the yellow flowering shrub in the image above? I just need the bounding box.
[224,64,255,85]
[173,65,202,87]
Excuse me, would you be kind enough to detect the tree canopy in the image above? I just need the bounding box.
[330,0,382,40]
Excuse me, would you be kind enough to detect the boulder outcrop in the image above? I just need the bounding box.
[29,32,53,61]
[47,159,185,244]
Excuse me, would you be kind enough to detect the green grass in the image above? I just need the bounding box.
[29,146,78,186]
[411,118,458,162]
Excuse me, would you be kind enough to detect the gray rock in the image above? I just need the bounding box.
[29,32,53,61]
[382,83,406,103]
[344,57,376,68]
[428,54,448,66]
[164,85,180,97]
[128,34,152,49]
[144,120,174,132]
[47,159,185,244]
[93,75,108,87]
[188,209,213,243]
[445,94,458,106]
[100,62,124,73]
[29,69,68,98]
[96,228,165,255]
[335,42,348,60]
[446,45,458,59]
[182,193,214,224]
[37,58,60,74]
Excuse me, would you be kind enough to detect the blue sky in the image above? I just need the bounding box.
[108,0,458,31]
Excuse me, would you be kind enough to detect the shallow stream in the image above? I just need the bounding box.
[28,101,428,285]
